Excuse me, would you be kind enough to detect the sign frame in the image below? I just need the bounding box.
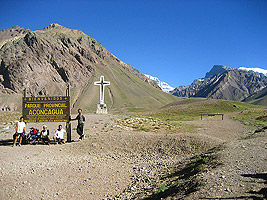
[22,86,72,142]
[22,96,70,123]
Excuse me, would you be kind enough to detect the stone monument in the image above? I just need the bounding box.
[94,75,110,114]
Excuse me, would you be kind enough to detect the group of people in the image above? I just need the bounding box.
[13,109,86,146]
[40,124,66,145]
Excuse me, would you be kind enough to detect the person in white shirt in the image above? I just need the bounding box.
[13,117,26,146]
[41,125,50,145]
[53,125,66,144]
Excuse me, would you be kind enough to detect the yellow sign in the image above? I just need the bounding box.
[22,96,70,122]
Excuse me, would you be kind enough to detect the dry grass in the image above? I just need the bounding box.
[0,112,20,124]
[232,108,267,128]
[142,99,261,121]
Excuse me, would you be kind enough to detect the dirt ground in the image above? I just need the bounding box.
[0,113,266,200]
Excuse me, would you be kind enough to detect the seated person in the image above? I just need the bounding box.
[53,125,66,144]
[41,125,50,145]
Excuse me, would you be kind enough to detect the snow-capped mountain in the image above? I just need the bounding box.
[238,67,267,76]
[170,65,267,103]
[145,74,175,93]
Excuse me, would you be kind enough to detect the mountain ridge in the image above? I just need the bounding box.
[0,25,30,44]
[171,65,267,104]
[238,66,267,77]
[0,23,177,112]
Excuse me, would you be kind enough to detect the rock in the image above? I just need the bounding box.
[224,187,231,192]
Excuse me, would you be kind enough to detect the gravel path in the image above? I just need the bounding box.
[184,114,267,200]
[0,113,266,199]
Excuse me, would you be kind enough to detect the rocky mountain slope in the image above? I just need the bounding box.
[170,65,267,103]
[0,23,177,112]
[0,25,30,44]
[243,86,267,105]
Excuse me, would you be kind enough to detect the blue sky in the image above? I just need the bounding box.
[1,0,267,87]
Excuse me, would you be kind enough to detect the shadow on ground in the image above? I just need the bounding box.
[200,173,267,200]
[142,146,223,200]
[0,138,78,146]
[0,139,13,146]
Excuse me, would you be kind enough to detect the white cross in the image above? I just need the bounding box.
[94,76,110,106]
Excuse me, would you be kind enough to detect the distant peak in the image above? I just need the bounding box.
[12,25,22,29]
[0,25,29,32]
[145,74,175,93]
[0,25,30,43]
[205,65,233,79]
[43,23,65,30]
[212,65,233,71]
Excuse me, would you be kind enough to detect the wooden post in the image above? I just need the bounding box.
[23,88,26,98]
[22,89,26,118]
[66,84,71,142]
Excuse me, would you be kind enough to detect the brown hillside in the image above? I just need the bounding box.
[0,23,176,113]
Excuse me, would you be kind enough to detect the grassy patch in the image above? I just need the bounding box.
[157,184,167,193]
[111,116,198,133]
[169,122,199,133]
[157,180,181,194]
[189,156,209,170]
[85,134,91,138]
[146,99,260,121]
[170,180,181,187]
[232,108,267,128]
[127,107,148,113]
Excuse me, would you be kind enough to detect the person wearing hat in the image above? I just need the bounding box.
[41,125,50,145]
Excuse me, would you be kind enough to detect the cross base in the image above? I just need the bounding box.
[96,104,108,114]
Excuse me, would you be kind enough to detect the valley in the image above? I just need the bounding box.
[0,99,266,199]
[0,23,266,200]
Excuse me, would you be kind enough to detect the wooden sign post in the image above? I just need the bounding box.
[66,84,71,142]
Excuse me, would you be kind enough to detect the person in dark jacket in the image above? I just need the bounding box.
[70,108,85,140]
